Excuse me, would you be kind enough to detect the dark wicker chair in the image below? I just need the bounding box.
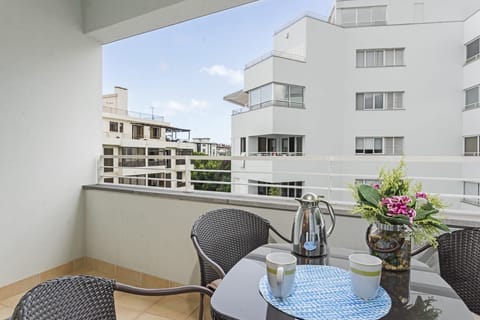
[9,275,213,320]
[412,228,480,315]
[191,208,291,320]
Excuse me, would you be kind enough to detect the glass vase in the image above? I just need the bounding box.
[366,223,411,271]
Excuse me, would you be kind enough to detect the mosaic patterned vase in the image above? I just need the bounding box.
[366,223,411,271]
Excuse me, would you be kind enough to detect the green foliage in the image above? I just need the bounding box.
[352,160,449,246]
[191,152,231,192]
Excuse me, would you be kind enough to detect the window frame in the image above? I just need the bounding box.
[355,136,404,155]
[466,37,480,63]
[340,6,387,26]
[464,85,479,111]
[356,92,405,110]
[356,48,405,68]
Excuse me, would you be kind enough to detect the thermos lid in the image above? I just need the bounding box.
[295,192,325,205]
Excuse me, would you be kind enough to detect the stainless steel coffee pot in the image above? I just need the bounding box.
[292,193,336,257]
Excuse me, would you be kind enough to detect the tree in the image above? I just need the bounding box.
[191,152,231,192]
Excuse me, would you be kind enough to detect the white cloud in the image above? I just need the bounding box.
[201,65,243,85]
[158,61,169,72]
[152,99,209,117]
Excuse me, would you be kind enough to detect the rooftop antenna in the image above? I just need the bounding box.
[149,105,155,120]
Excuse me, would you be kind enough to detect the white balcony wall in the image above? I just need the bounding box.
[0,0,101,287]
[463,109,480,136]
[463,60,480,90]
[464,8,480,43]
[274,17,307,57]
[85,188,369,284]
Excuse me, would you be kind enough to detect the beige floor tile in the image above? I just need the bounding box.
[115,305,142,320]
[0,305,14,319]
[115,293,160,312]
[135,312,173,320]
[146,296,198,319]
[0,292,25,308]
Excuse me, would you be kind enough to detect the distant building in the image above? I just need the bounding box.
[191,137,231,156]
[217,143,232,156]
[102,86,195,189]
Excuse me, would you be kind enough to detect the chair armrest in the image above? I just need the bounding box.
[115,282,213,297]
[269,225,292,243]
[191,236,226,279]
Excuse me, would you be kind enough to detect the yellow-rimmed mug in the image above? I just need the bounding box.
[349,253,382,300]
[266,252,297,298]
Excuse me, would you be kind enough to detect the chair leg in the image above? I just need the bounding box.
[198,292,204,320]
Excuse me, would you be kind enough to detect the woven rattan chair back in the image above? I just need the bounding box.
[10,275,213,320]
[11,275,116,320]
[191,208,271,286]
[436,228,480,315]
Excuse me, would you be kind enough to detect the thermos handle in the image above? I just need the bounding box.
[318,200,336,237]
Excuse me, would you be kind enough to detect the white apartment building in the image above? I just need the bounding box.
[102,87,195,189]
[226,0,480,207]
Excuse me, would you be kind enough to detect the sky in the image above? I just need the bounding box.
[103,0,334,144]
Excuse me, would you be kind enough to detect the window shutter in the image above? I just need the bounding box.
[384,137,393,154]
[394,137,404,155]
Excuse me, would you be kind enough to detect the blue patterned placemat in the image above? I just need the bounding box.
[259,265,391,320]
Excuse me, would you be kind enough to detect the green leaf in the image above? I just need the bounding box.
[415,208,438,220]
[357,185,380,207]
[384,214,410,225]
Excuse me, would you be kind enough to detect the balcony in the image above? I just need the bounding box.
[3,1,480,319]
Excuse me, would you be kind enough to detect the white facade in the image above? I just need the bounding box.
[102,87,195,189]
[228,1,480,205]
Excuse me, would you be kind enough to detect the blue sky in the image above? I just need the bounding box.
[103,0,334,144]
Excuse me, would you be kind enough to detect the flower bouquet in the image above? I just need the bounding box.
[352,161,449,270]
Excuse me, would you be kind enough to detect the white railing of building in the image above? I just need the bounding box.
[98,154,480,218]
[245,50,306,70]
[103,106,165,122]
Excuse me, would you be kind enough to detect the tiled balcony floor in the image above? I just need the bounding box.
[0,269,211,320]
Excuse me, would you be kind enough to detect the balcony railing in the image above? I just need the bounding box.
[98,154,480,219]
[103,106,165,122]
[245,50,306,70]
[232,100,305,115]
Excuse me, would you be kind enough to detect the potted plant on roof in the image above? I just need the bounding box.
[351,160,449,271]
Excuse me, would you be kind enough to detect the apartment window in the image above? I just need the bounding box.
[176,149,193,165]
[132,125,144,139]
[355,178,381,186]
[464,182,480,206]
[466,38,479,62]
[103,147,114,173]
[257,180,303,198]
[340,6,386,26]
[357,48,404,68]
[150,126,161,139]
[465,85,479,110]
[355,137,404,155]
[249,82,304,109]
[240,137,246,153]
[356,92,404,110]
[109,121,123,132]
[177,172,185,188]
[148,173,165,187]
[121,147,145,167]
[267,138,276,153]
[464,136,479,156]
[147,148,164,166]
[258,137,267,153]
[119,174,146,186]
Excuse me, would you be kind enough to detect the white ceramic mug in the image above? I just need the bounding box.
[349,253,382,300]
[266,252,297,298]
